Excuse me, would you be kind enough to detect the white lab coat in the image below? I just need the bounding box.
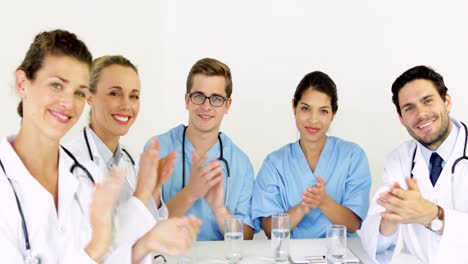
[360,119,468,264]
[65,126,168,254]
[0,136,134,263]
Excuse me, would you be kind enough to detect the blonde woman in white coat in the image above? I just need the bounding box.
[65,55,178,255]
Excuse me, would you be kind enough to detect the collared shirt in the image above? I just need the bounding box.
[419,120,460,169]
[376,120,460,254]
[89,128,122,169]
[0,136,137,263]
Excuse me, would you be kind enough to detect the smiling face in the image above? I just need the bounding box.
[398,79,452,150]
[185,74,231,134]
[88,64,140,142]
[293,88,335,146]
[17,55,90,141]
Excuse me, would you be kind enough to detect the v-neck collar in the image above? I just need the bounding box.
[294,137,332,178]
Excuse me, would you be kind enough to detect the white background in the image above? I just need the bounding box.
[1,0,467,197]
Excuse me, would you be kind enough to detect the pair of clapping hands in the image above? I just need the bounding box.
[87,139,202,263]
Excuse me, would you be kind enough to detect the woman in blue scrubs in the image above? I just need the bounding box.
[252,71,371,238]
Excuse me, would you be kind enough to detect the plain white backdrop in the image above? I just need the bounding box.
[1,0,468,197]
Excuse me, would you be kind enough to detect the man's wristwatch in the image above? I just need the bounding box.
[426,205,444,233]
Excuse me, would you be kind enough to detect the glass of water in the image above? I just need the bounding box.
[224,215,243,263]
[326,225,347,263]
[271,213,290,262]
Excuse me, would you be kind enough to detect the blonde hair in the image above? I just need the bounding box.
[89,55,138,94]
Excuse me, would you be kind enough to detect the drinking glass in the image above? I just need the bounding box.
[271,213,290,262]
[224,215,243,263]
[326,225,347,263]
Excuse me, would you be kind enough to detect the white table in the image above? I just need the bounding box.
[159,237,376,263]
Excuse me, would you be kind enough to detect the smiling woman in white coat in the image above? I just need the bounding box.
[360,65,468,264]
[65,55,180,259]
[0,29,126,263]
[0,30,201,264]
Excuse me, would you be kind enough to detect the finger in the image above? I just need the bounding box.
[379,192,404,208]
[377,197,403,214]
[187,215,203,228]
[192,151,208,167]
[316,175,325,187]
[145,138,161,155]
[158,151,177,184]
[302,196,319,205]
[310,187,323,195]
[207,173,223,188]
[200,159,222,175]
[406,177,420,192]
[390,188,408,200]
[301,200,318,208]
[106,167,126,192]
[380,211,403,223]
[202,165,223,180]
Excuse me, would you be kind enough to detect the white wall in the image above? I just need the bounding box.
[1,0,468,196]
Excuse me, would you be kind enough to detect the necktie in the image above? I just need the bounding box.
[429,152,443,186]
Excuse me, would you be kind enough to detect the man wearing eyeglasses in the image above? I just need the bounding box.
[145,58,257,240]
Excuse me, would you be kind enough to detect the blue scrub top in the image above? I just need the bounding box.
[147,124,256,240]
[252,136,371,238]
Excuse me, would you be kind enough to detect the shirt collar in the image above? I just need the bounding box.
[88,127,122,169]
[418,119,459,167]
[0,135,32,182]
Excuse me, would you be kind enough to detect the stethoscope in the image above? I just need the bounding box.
[410,121,468,206]
[0,145,96,264]
[181,126,231,204]
[83,127,136,190]
[0,159,41,264]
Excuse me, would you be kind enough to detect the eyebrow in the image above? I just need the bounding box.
[192,91,225,97]
[299,102,330,108]
[401,94,434,109]
[108,86,140,93]
[49,76,89,89]
[49,76,69,83]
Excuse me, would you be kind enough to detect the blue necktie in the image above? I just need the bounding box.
[429,152,443,186]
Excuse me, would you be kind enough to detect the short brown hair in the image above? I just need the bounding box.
[186,58,232,97]
[89,55,138,94]
[16,29,93,117]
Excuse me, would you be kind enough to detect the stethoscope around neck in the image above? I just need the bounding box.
[0,159,41,263]
[409,121,468,206]
[0,144,96,264]
[0,128,138,263]
[181,126,231,204]
[83,127,136,190]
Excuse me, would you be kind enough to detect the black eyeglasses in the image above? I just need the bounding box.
[189,92,227,107]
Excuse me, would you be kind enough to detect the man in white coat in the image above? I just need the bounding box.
[360,65,468,263]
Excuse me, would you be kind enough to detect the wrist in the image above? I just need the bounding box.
[424,203,439,225]
[183,186,199,204]
[318,194,331,211]
[85,240,106,262]
[132,236,149,264]
[379,217,398,236]
[425,204,445,234]
[298,203,310,215]
[134,190,151,206]
[213,205,230,217]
